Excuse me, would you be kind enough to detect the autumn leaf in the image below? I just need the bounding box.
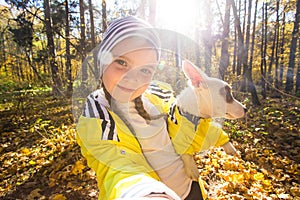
[252,172,264,181]
[50,193,67,200]
[27,188,44,199]
[21,148,31,156]
[72,160,85,175]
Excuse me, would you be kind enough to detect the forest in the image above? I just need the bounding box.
[0,0,299,199]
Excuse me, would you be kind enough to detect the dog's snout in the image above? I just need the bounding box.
[243,107,248,113]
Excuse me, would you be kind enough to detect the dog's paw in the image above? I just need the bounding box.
[222,142,237,155]
[181,154,199,181]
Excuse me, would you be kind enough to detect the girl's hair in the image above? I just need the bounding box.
[133,96,151,122]
[102,84,151,124]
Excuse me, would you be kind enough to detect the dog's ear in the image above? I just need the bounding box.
[182,60,208,88]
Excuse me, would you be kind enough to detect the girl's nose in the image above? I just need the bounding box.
[123,68,139,80]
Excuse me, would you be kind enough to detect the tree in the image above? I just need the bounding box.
[8,13,43,81]
[285,0,300,92]
[296,34,300,95]
[88,0,96,49]
[203,0,212,75]
[80,0,87,90]
[241,0,252,92]
[231,0,244,78]
[65,0,72,97]
[44,0,63,96]
[267,1,280,91]
[219,0,231,80]
[247,0,261,105]
[273,0,281,92]
[260,2,267,99]
[278,5,286,88]
[102,0,107,31]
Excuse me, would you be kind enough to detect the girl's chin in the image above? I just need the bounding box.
[111,90,136,102]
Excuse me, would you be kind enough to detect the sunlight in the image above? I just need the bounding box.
[156,0,204,39]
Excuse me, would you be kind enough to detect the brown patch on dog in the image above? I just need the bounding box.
[220,85,234,103]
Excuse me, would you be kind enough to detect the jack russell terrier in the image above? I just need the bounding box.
[177,60,247,180]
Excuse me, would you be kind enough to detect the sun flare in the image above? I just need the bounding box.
[156,0,204,38]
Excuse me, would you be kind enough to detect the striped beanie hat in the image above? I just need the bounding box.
[97,16,161,79]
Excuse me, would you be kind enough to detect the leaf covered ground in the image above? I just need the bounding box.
[0,90,299,200]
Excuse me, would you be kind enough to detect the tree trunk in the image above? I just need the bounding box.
[241,0,252,92]
[236,0,242,76]
[195,0,201,68]
[248,0,261,105]
[25,50,43,82]
[231,0,246,83]
[89,0,96,49]
[88,0,99,80]
[274,0,281,90]
[285,0,300,92]
[267,1,279,91]
[44,0,63,96]
[102,0,107,32]
[296,37,300,95]
[233,26,237,75]
[80,0,87,90]
[65,0,72,97]
[260,2,267,99]
[204,0,212,75]
[279,7,286,87]
[219,0,231,80]
[234,0,243,76]
[242,0,246,36]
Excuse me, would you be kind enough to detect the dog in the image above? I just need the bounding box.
[177,60,247,180]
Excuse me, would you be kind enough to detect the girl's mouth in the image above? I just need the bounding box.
[117,85,135,93]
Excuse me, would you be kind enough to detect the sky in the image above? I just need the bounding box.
[0,0,8,6]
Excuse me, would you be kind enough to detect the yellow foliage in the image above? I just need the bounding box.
[72,160,85,175]
[290,186,300,197]
[27,188,44,199]
[252,172,264,181]
[21,148,31,156]
[50,194,67,200]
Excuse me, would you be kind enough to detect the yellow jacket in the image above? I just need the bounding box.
[76,81,229,199]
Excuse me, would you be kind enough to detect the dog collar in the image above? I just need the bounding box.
[177,106,202,126]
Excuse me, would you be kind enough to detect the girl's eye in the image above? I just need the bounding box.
[140,67,154,76]
[115,59,127,66]
[141,68,151,74]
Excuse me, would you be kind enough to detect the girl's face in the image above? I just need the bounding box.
[102,38,158,102]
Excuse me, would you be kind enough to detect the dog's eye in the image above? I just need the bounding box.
[221,85,234,103]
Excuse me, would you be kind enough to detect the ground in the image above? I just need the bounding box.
[0,90,299,200]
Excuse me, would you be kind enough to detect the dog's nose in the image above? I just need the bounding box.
[243,107,248,113]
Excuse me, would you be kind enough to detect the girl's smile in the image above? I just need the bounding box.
[117,84,135,93]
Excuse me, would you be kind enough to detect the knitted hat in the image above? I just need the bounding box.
[97,16,161,80]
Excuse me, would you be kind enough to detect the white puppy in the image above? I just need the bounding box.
[177,60,246,180]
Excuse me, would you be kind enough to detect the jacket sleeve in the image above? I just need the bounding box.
[76,116,179,199]
[167,105,230,155]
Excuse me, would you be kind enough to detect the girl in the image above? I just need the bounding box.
[76,16,229,199]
